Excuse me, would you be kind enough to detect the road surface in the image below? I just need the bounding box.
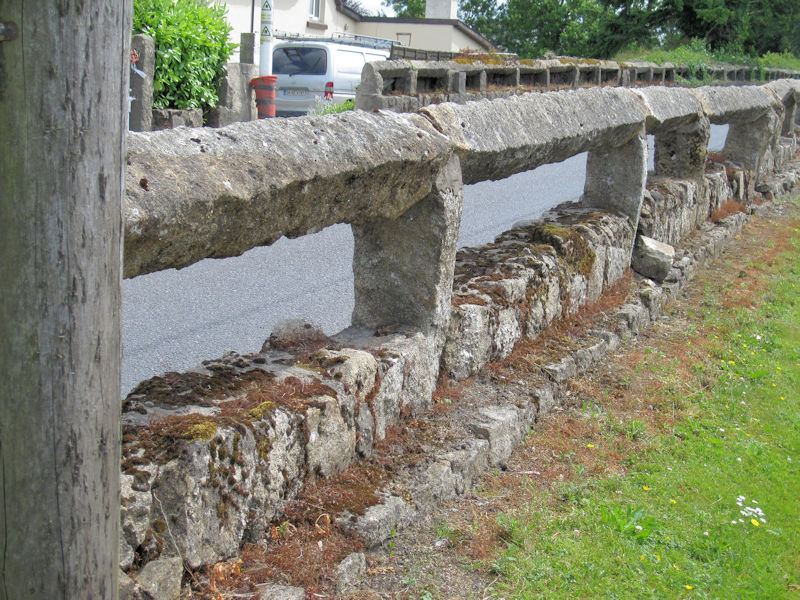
[122,125,729,394]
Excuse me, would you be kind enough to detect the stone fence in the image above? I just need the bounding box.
[129,33,258,132]
[356,57,800,114]
[120,80,800,577]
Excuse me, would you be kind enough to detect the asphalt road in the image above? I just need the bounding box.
[122,126,729,394]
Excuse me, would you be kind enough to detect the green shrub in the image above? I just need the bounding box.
[311,98,355,115]
[133,0,237,110]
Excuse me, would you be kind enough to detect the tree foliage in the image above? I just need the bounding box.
[382,0,426,18]
[133,0,237,110]
[451,0,800,59]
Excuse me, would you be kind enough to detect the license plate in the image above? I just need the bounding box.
[282,89,309,96]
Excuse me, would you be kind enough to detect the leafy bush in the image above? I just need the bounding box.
[311,98,355,115]
[133,0,237,110]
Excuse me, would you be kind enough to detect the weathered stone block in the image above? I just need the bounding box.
[632,235,675,282]
[254,584,306,600]
[336,552,367,593]
[583,127,648,229]
[151,107,203,130]
[206,62,258,127]
[134,556,183,600]
[420,87,648,184]
[125,111,452,277]
[352,154,462,345]
[468,405,527,467]
[343,495,416,548]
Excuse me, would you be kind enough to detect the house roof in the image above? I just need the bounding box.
[334,0,496,51]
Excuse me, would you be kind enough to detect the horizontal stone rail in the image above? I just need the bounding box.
[120,81,800,578]
[355,56,800,115]
[124,110,452,278]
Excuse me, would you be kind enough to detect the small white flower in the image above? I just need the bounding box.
[737,457,742,462]
[752,500,758,504]
[760,518,766,523]
[635,525,643,532]
[719,428,725,433]
[731,520,738,525]
[703,531,709,536]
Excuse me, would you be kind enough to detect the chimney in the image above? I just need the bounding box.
[425,0,458,20]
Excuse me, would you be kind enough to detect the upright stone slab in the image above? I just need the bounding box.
[634,87,709,180]
[653,118,710,180]
[691,86,779,176]
[206,62,259,127]
[240,32,258,64]
[352,153,463,349]
[583,127,648,231]
[130,34,154,132]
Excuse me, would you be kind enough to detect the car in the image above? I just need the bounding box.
[272,36,391,117]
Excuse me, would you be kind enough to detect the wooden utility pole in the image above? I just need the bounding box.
[0,2,131,597]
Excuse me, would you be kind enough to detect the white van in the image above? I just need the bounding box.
[272,38,390,117]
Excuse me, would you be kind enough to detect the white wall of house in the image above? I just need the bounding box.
[222,0,487,65]
[354,21,483,52]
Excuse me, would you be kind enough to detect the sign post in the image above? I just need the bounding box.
[259,0,274,75]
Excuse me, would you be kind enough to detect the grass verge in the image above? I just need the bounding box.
[483,204,800,599]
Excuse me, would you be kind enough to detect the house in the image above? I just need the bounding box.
[223,0,495,63]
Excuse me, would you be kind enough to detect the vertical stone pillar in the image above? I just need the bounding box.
[130,34,154,132]
[206,63,259,127]
[240,32,258,64]
[582,127,648,232]
[654,116,711,180]
[351,153,462,349]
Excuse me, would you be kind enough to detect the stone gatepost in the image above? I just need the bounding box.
[130,34,154,132]
[351,153,463,352]
[206,62,259,127]
[582,127,648,232]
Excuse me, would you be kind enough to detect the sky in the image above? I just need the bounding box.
[358,0,395,16]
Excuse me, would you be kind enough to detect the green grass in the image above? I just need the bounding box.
[486,224,800,598]
[613,39,800,84]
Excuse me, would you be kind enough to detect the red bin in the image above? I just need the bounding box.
[251,75,278,119]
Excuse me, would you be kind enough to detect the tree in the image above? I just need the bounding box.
[382,0,425,18]
[0,2,130,597]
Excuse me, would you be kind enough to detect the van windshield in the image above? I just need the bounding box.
[273,47,327,75]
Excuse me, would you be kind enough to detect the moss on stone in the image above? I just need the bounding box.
[249,401,276,421]
[182,421,218,442]
[151,519,167,534]
[528,224,596,279]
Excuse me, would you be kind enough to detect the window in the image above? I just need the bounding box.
[272,47,327,75]
[309,0,321,19]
